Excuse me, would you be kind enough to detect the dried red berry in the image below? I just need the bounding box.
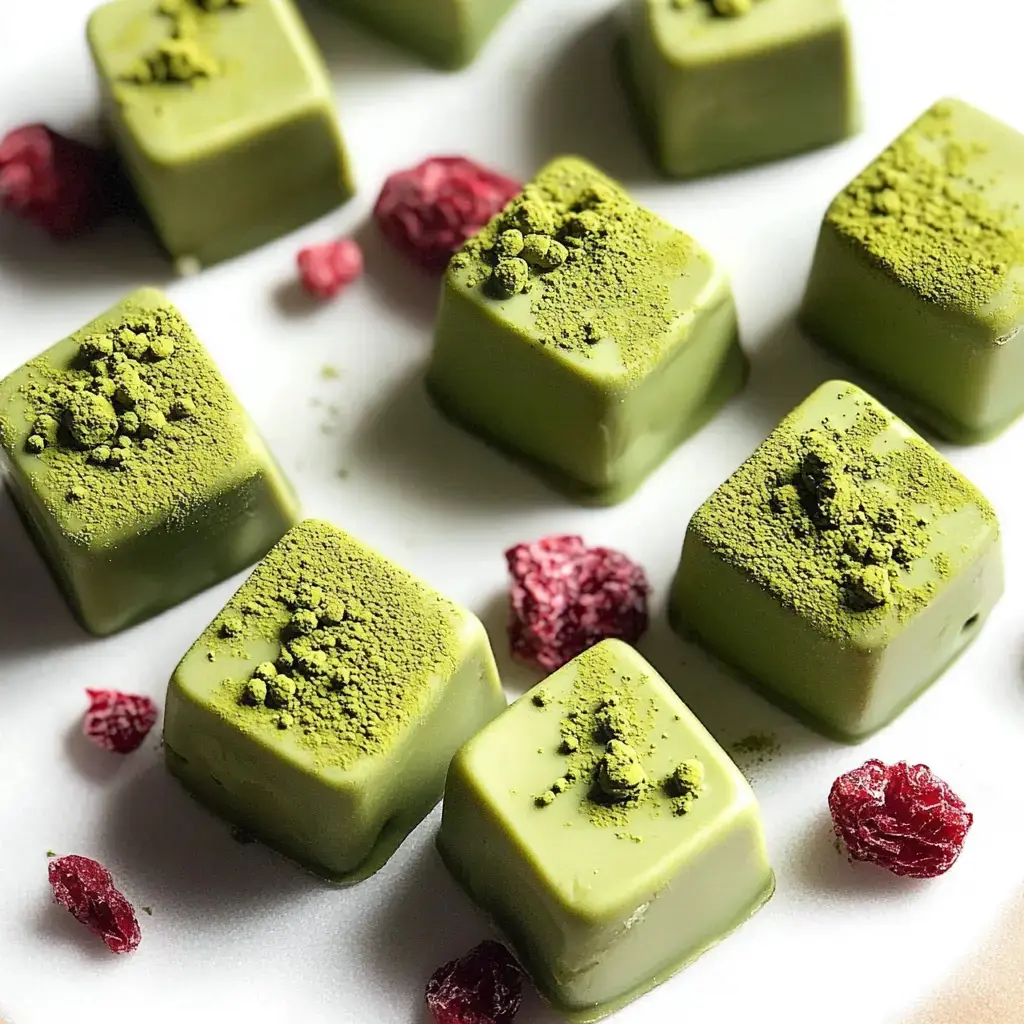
[0,124,113,238]
[829,759,973,879]
[48,854,141,954]
[506,535,650,673]
[84,688,158,754]
[426,940,524,1024]
[374,156,521,274]
[297,238,364,299]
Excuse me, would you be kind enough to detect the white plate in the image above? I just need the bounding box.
[2,1,1024,1021]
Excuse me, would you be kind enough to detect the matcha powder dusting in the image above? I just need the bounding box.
[7,295,247,544]
[211,522,461,769]
[451,158,697,376]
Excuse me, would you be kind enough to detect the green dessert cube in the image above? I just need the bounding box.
[321,0,520,70]
[669,380,1003,742]
[165,519,506,882]
[621,0,857,179]
[427,156,747,506]
[438,639,774,1021]
[87,0,355,268]
[0,287,299,637]
[801,99,1024,443]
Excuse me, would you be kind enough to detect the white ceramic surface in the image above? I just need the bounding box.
[2,1,1024,1022]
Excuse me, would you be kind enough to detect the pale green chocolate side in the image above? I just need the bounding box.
[622,0,857,179]
[801,99,1024,443]
[0,287,299,636]
[438,640,774,1021]
[321,0,520,70]
[166,519,506,883]
[87,0,354,267]
[670,380,1003,741]
[428,156,746,506]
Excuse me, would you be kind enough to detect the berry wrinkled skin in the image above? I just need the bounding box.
[374,156,521,274]
[297,238,364,299]
[48,855,141,954]
[506,535,650,672]
[84,688,158,754]
[0,124,113,238]
[426,940,524,1024]
[829,759,973,879]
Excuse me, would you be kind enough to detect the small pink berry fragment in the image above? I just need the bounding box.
[0,124,112,238]
[829,759,973,879]
[374,156,521,274]
[426,940,524,1024]
[84,688,158,754]
[48,854,141,954]
[297,238,364,299]
[506,535,650,673]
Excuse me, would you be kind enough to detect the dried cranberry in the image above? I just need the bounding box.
[426,940,524,1024]
[84,688,158,754]
[829,759,973,879]
[0,124,113,238]
[374,156,521,274]
[48,854,141,954]
[297,238,364,299]
[506,535,650,673]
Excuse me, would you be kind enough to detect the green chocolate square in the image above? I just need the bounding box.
[427,156,747,506]
[438,639,774,1022]
[669,380,1003,741]
[321,0,520,70]
[621,0,857,179]
[165,519,506,883]
[801,99,1024,443]
[0,287,299,637]
[87,0,355,268]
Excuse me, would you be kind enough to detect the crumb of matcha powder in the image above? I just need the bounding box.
[207,522,461,769]
[529,645,703,829]
[451,159,697,377]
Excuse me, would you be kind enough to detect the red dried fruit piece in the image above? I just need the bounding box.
[829,759,973,879]
[84,688,158,754]
[0,124,113,238]
[297,238,364,299]
[374,156,521,274]
[506,535,650,673]
[48,854,141,954]
[426,940,524,1024]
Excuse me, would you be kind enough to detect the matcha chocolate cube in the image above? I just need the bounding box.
[801,99,1024,443]
[438,639,774,1021]
[321,0,520,70]
[621,0,858,179]
[670,380,1003,741]
[87,0,354,268]
[428,156,746,506]
[0,288,299,637]
[165,519,506,882]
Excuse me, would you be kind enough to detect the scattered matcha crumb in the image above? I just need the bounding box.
[729,733,780,767]
[827,101,1024,314]
[665,759,704,815]
[456,159,697,375]
[690,385,995,641]
[597,740,648,803]
[319,365,341,380]
[142,906,153,916]
[46,850,56,858]
[532,688,551,708]
[125,37,220,83]
[671,0,755,15]
[220,615,244,638]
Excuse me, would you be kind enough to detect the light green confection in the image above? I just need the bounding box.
[801,99,1024,443]
[428,156,747,506]
[669,380,1003,741]
[320,0,520,70]
[622,0,858,178]
[438,639,774,1021]
[165,519,506,882]
[87,0,354,268]
[0,287,299,637]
